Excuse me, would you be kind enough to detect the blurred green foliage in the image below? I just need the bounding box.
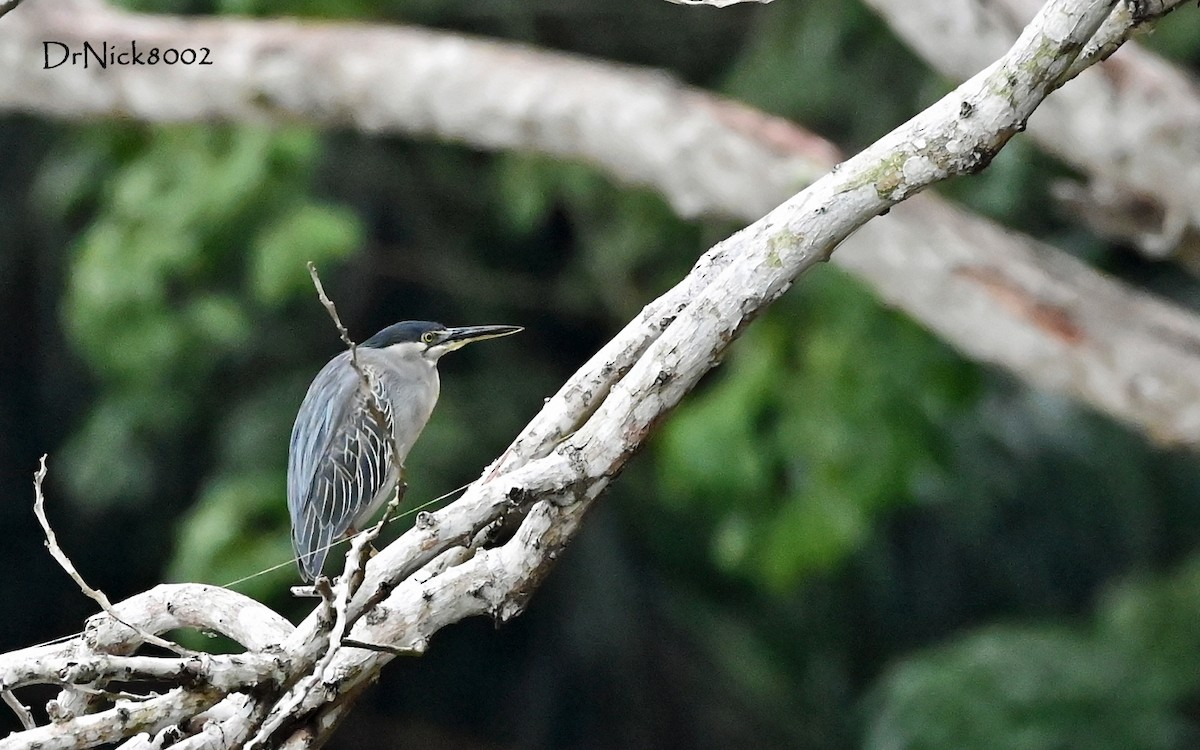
[866,626,1185,750]
[4,0,1200,748]
[659,271,978,590]
[724,0,937,149]
[56,126,360,511]
[867,557,1200,749]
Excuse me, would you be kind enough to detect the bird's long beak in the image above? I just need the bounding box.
[441,324,523,351]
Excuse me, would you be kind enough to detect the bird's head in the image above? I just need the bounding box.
[363,320,523,361]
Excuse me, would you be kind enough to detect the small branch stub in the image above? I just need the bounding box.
[1,691,34,731]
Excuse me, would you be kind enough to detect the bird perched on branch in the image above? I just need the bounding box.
[287,320,523,582]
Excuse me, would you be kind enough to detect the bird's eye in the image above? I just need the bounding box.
[421,331,437,344]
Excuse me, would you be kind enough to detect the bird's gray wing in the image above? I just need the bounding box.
[287,355,396,581]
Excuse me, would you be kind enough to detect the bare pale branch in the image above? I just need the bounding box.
[2,0,1196,447]
[32,457,191,657]
[865,0,1200,264]
[0,691,33,731]
[3,1,1197,748]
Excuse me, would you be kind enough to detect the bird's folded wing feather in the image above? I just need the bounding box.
[287,356,395,579]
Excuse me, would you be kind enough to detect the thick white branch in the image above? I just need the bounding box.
[245,0,1126,741]
[1,652,289,693]
[0,0,833,222]
[80,584,294,653]
[865,0,1200,259]
[0,583,292,745]
[152,694,265,750]
[0,688,222,750]
[2,0,1197,448]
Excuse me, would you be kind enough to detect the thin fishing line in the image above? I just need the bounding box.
[220,482,473,589]
[16,629,86,653]
[17,487,473,652]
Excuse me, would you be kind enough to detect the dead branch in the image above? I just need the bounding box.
[1,1,1200,445]
[865,0,1200,265]
[0,688,223,750]
[232,0,1130,742]
[0,692,33,732]
[33,457,191,658]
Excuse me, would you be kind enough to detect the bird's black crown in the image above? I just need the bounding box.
[362,320,444,348]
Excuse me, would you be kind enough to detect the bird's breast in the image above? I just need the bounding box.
[374,357,440,460]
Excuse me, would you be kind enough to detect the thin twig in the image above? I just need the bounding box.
[305,262,358,361]
[245,561,360,749]
[247,267,417,748]
[304,263,408,572]
[305,261,400,481]
[32,456,192,657]
[2,689,35,731]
